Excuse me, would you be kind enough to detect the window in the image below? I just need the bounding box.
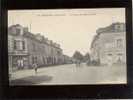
[115,25,121,31]
[14,40,25,50]
[16,28,21,34]
[32,56,34,64]
[115,24,124,31]
[105,43,113,49]
[43,56,46,64]
[14,40,17,50]
[32,43,36,51]
[117,39,123,48]
[32,56,37,64]
[57,51,61,55]
[22,41,25,50]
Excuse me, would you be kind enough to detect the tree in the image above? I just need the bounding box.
[84,53,90,62]
[72,51,84,61]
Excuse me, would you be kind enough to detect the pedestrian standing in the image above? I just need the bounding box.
[33,63,38,75]
[17,59,21,69]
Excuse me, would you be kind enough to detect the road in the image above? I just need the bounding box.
[10,63,127,85]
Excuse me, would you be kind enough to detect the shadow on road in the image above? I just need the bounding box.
[10,75,53,85]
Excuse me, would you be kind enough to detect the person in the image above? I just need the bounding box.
[17,59,21,69]
[75,60,80,67]
[33,63,38,75]
[79,60,81,66]
[75,60,78,67]
[20,59,24,69]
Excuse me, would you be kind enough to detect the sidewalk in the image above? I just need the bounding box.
[10,68,35,80]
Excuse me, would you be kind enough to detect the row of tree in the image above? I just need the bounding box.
[72,51,100,66]
[72,51,90,62]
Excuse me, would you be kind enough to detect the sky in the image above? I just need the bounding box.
[8,8,125,57]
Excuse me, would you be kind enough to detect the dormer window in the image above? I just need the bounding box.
[115,25,121,31]
[114,24,125,31]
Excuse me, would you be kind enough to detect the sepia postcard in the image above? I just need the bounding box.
[8,8,127,85]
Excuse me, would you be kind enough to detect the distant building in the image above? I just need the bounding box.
[8,24,71,71]
[62,55,73,64]
[90,22,126,66]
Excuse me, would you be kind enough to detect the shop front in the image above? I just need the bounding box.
[11,55,28,71]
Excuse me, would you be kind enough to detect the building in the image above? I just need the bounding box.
[90,22,126,66]
[8,24,28,71]
[8,24,71,71]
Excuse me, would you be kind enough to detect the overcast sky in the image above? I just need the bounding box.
[8,8,125,57]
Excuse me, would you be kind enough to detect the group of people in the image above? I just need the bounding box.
[33,60,82,75]
[17,59,24,69]
[17,59,83,75]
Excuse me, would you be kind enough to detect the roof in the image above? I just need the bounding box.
[8,24,62,49]
[96,22,125,34]
[8,24,22,29]
[90,34,99,49]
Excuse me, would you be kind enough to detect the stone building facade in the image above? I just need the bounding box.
[90,22,126,66]
[8,24,29,71]
[8,24,72,71]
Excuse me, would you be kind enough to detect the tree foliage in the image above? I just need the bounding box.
[72,51,84,61]
[84,53,90,62]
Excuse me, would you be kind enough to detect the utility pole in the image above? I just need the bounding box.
[112,16,115,24]
[29,20,32,32]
